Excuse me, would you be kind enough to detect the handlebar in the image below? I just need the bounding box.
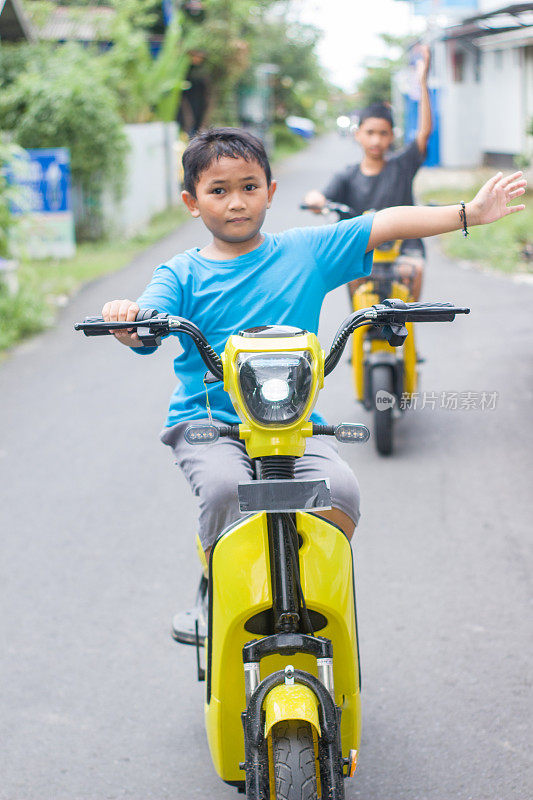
[74,299,470,380]
[74,311,224,380]
[300,201,355,219]
[74,308,159,336]
[323,299,470,375]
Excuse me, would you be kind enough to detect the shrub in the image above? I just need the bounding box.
[0,44,128,238]
[0,134,24,258]
[271,123,308,158]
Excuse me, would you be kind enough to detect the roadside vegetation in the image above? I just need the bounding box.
[421,185,533,274]
[0,0,343,353]
[0,207,186,352]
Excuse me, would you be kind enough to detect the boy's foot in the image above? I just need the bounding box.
[171,575,208,646]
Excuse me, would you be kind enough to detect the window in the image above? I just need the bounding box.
[452,50,465,83]
[475,49,482,83]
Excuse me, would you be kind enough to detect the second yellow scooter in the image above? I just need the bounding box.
[301,201,420,456]
[351,232,418,455]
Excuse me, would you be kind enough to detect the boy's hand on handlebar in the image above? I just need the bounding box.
[102,299,143,347]
[303,191,327,213]
[467,171,527,226]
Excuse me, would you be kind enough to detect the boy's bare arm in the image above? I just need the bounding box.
[102,298,143,347]
[416,45,432,155]
[367,171,527,251]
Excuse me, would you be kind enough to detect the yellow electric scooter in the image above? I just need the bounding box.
[76,300,469,799]
[301,201,420,456]
[351,235,418,456]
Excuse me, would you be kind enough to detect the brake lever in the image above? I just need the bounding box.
[131,313,170,347]
[203,370,221,384]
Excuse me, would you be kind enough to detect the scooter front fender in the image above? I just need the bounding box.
[264,683,321,738]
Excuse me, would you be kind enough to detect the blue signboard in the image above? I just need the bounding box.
[403,88,441,167]
[10,148,72,214]
[8,147,75,258]
[162,0,174,24]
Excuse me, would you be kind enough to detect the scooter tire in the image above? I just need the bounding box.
[372,364,394,456]
[272,720,318,800]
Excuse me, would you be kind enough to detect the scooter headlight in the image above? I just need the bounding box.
[237,351,314,425]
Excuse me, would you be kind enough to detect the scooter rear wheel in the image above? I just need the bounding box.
[272,720,318,800]
[372,364,394,456]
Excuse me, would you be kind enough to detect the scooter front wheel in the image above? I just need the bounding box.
[372,364,394,456]
[272,720,318,800]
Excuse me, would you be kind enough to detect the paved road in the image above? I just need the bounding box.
[1,134,532,800]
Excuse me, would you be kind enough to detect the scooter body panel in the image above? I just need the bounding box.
[205,510,360,782]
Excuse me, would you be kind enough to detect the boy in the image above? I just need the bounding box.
[102,127,525,639]
[304,45,432,301]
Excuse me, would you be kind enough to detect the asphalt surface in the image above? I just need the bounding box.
[1,134,532,800]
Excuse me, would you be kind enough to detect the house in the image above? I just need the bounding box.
[396,2,533,167]
[2,2,167,54]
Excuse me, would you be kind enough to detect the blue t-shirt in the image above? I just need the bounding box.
[136,214,374,427]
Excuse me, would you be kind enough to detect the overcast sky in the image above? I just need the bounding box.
[291,0,426,90]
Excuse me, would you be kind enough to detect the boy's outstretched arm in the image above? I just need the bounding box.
[416,45,432,155]
[367,171,527,252]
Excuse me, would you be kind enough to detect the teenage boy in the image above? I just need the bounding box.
[102,127,525,639]
[304,45,433,301]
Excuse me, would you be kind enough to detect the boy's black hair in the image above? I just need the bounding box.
[182,127,272,196]
[358,103,394,129]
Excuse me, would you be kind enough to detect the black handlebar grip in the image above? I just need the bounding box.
[404,307,470,323]
[405,311,456,322]
[76,316,112,335]
[74,308,159,335]
[136,308,159,322]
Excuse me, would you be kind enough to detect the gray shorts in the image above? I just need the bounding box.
[160,420,361,550]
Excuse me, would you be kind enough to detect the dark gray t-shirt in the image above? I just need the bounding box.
[323,139,425,255]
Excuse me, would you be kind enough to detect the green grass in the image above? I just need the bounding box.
[421,186,533,274]
[0,206,187,352]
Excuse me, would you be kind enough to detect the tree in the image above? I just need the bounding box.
[355,33,413,108]
[247,15,330,123]
[356,64,394,107]
[0,43,128,238]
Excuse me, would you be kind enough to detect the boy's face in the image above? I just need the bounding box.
[182,156,276,245]
[355,117,394,159]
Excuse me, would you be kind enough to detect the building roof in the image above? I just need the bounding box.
[444,2,533,41]
[0,0,36,41]
[463,3,533,24]
[26,3,115,42]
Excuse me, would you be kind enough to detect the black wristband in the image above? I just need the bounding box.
[459,202,469,238]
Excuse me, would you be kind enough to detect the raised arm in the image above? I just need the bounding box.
[415,45,432,156]
[367,171,527,251]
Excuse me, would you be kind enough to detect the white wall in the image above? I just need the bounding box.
[480,45,524,155]
[103,121,180,238]
[436,40,484,167]
[525,46,533,161]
